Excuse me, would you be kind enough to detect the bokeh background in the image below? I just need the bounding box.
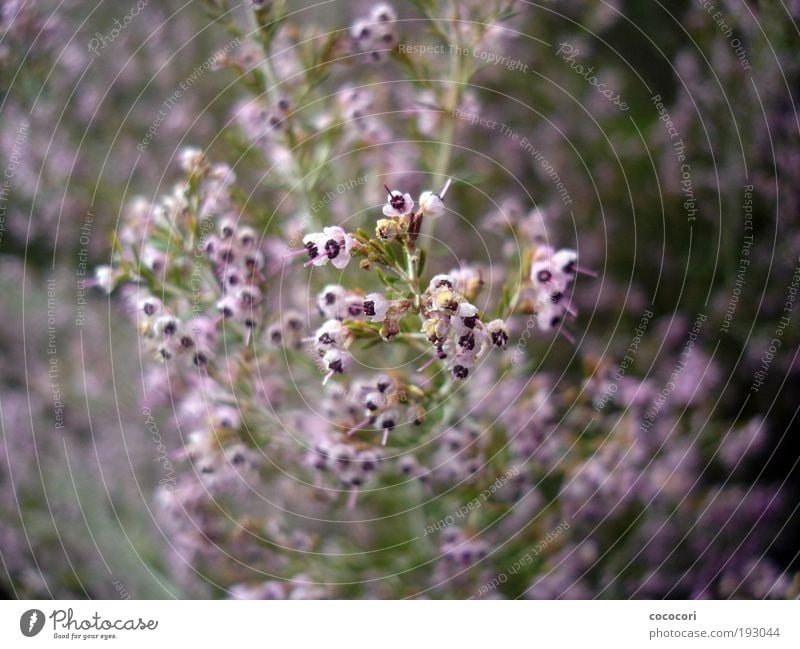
[1,0,799,598]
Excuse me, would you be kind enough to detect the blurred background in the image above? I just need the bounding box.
[1,0,799,598]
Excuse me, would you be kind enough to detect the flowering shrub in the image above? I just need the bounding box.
[1,0,799,600]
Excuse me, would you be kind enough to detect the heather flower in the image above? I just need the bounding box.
[418,179,451,217]
[452,302,479,334]
[322,348,352,383]
[376,217,403,240]
[316,284,347,319]
[418,190,445,217]
[382,186,415,217]
[138,296,162,318]
[314,319,352,353]
[429,274,455,290]
[92,265,119,294]
[363,292,392,322]
[302,226,356,269]
[486,319,509,348]
[351,3,398,62]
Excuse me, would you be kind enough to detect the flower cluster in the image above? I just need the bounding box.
[350,3,398,62]
[301,226,358,270]
[376,180,449,245]
[523,244,587,342]
[420,273,509,380]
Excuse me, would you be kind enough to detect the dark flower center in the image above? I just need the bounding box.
[453,365,469,379]
[389,192,405,210]
[324,238,341,259]
[491,330,508,347]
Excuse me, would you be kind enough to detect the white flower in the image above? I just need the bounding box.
[418,190,445,217]
[179,146,205,173]
[536,300,565,332]
[317,285,347,319]
[452,302,479,335]
[215,295,239,319]
[371,3,397,23]
[376,409,399,445]
[351,19,372,41]
[93,265,117,294]
[315,319,348,352]
[382,186,415,217]
[551,248,578,278]
[363,293,391,322]
[154,315,179,337]
[486,319,509,348]
[323,348,352,382]
[428,273,455,290]
[530,259,559,290]
[303,226,356,269]
[139,297,162,318]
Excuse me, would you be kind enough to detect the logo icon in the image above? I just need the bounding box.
[20,609,45,637]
